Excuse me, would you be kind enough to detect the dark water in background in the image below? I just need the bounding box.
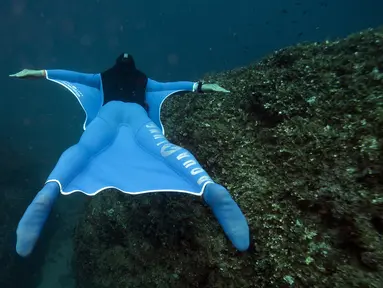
[0,0,382,287]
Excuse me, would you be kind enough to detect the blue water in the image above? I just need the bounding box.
[0,0,382,287]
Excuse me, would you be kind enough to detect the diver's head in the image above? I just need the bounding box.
[115,53,136,71]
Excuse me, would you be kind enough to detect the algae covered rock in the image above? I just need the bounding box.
[74,27,383,288]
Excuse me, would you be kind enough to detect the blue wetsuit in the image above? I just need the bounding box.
[15,57,250,257]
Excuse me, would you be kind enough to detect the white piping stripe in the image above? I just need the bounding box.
[156,90,183,135]
[46,179,212,197]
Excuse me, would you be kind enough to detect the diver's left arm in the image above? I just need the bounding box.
[146,79,230,93]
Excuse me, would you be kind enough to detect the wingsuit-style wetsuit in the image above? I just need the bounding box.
[15,53,250,257]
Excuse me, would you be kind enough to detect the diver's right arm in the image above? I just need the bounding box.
[9,69,101,89]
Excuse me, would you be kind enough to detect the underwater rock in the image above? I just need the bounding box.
[74,27,383,288]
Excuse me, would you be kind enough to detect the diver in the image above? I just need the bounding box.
[10,53,250,257]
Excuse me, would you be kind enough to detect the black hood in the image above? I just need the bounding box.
[101,53,148,108]
[115,53,136,71]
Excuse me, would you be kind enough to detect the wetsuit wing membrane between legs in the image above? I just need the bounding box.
[46,101,214,195]
[145,79,196,135]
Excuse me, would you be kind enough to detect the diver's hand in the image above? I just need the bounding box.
[201,83,230,93]
[9,69,45,79]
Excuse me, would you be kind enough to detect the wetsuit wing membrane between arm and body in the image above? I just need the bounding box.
[145,79,197,134]
[45,70,104,130]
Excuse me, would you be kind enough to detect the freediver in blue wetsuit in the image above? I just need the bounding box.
[10,53,250,257]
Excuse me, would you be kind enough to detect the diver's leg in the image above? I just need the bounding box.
[16,111,116,257]
[15,142,90,257]
[203,183,250,251]
[16,182,59,257]
[16,142,94,257]
[152,136,250,251]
